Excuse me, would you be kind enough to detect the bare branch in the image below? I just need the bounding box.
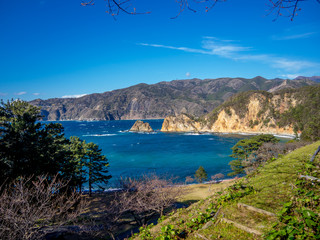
[0,175,87,240]
[267,0,304,21]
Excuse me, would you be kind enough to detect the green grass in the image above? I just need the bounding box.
[132,141,320,240]
[241,142,319,212]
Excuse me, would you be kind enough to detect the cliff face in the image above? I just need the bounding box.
[29,77,315,121]
[161,91,298,135]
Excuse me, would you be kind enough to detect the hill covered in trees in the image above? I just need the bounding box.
[161,85,320,141]
[30,77,316,121]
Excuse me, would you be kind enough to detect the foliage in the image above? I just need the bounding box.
[229,134,279,176]
[64,136,87,191]
[0,100,68,183]
[265,162,320,239]
[86,142,111,196]
[0,100,111,193]
[194,166,208,183]
[133,181,255,239]
[277,85,320,141]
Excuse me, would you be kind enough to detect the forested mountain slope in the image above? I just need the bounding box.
[30,77,315,121]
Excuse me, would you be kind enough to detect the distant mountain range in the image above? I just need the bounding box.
[294,76,320,83]
[30,76,318,121]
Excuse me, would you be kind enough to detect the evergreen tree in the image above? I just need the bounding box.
[194,166,207,183]
[229,134,279,176]
[64,136,88,192]
[84,142,111,196]
[0,100,68,183]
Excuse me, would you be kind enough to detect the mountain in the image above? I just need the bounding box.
[294,75,320,83]
[161,85,320,140]
[30,77,316,121]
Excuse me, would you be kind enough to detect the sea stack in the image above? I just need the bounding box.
[130,120,153,132]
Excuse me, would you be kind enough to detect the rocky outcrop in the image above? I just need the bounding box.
[130,120,153,132]
[29,77,316,121]
[161,91,299,136]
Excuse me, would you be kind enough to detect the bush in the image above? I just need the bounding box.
[0,175,86,240]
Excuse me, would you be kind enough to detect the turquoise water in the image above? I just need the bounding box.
[55,120,244,186]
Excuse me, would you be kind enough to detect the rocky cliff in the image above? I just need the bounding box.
[29,77,316,121]
[161,87,314,136]
[129,120,153,132]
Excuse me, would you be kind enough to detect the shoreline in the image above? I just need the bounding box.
[83,177,238,194]
[161,130,295,139]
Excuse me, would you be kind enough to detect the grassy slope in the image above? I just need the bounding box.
[133,141,320,240]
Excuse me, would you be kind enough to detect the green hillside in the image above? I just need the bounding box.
[131,142,320,240]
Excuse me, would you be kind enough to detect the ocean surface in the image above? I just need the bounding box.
[53,120,246,187]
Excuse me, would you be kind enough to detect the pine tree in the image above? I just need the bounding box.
[64,136,88,192]
[0,100,68,182]
[194,166,207,183]
[229,134,279,176]
[84,142,111,196]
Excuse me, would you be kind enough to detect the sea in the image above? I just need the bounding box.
[52,119,250,187]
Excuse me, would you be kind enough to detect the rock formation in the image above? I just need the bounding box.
[161,90,301,136]
[130,120,153,132]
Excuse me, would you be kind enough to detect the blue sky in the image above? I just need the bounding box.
[0,0,319,101]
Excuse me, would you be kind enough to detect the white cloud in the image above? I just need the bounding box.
[281,74,300,79]
[62,94,87,99]
[271,58,317,72]
[272,32,316,40]
[0,92,7,96]
[186,72,191,77]
[139,37,320,73]
[33,93,40,96]
[15,91,27,96]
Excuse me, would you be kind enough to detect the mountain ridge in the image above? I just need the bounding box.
[30,76,317,121]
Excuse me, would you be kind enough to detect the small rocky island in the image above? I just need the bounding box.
[129,120,153,132]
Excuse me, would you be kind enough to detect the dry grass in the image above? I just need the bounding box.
[179,179,237,202]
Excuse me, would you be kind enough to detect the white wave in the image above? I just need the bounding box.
[118,130,129,133]
[135,132,158,134]
[82,134,117,137]
[273,134,295,139]
[184,132,211,136]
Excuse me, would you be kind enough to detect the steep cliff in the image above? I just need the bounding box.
[29,77,316,121]
[161,85,320,137]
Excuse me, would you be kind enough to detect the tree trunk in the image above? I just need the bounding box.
[89,172,92,197]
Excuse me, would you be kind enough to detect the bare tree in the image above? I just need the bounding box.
[118,174,182,226]
[81,0,319,20]
[268,0,320,20]
[243,141,310,174]
[185,175,194,184]
[98,192,130,240]
[211,173,225,182]
[0,175,87,240]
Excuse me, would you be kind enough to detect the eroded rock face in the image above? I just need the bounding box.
[130,120,153,132]
[161,92,298,136]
